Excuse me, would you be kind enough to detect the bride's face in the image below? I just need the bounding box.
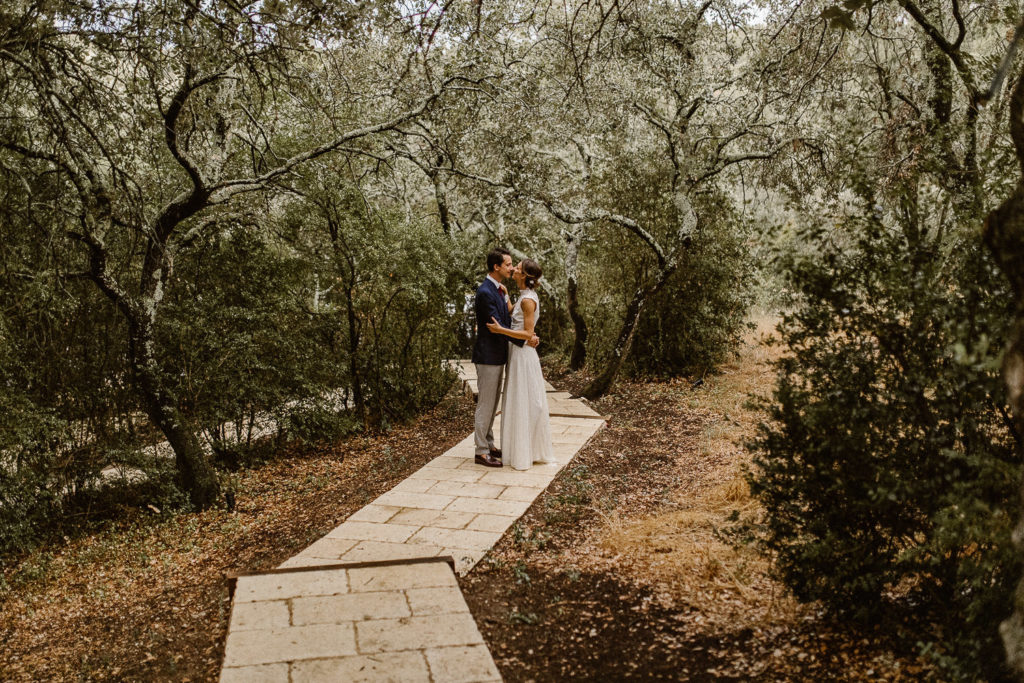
[512,262,526,288]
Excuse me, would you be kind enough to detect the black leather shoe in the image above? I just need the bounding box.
[475,453,502,468]
[489,448,502,460]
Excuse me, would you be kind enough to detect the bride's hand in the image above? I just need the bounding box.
[486,316,504,334]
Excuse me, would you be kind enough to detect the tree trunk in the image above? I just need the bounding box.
[129,320,220,509]
[565,232,588,370]
[84,222,221,509]
[987,189,1024,674]
[985,71,1024,676]
[581,263,677,399]
[431,163,453,235]
[344,285,368,428]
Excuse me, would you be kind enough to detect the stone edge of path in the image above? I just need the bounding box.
[224,555,457,597]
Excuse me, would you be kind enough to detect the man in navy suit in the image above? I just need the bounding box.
[472,248,539,467]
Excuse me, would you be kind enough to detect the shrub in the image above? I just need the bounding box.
[748,210,1019,679]
[629,199,755,377]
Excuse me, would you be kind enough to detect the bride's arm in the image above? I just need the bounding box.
[487,299,537,340]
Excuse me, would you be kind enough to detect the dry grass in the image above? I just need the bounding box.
[592,314,790,622]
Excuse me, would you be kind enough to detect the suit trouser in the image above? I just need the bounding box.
[474,363,505,455]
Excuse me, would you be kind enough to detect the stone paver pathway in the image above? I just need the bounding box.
[220,361,605,682]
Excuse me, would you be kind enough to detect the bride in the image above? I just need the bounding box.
[487,259,555,470]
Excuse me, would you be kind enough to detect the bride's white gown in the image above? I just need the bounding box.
[501,289,555,470]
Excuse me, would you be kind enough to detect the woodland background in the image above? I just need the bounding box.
[2,0,1024,679]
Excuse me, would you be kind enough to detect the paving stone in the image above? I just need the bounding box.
[446,496,532,517]
[405,586,470,616]
[409,527,503,551]
[425,645,502,682]
[347,561,458,592]
[549,415,584,424]
[423,455,465,469]
[547,402,601,418]
[290,652,430,682]
[409,467,484,483]
[467,513,516,533]
[229,600,290,631]
[426,480,505,499]
[442,438,477,455]
[221,378,604,682]
[346,505,401,523]
[562,424,603,435]
[497,486,543,503]
[446,548,487,574]
[355,613,483,654]
[278,556,345,570]
[222,623,356,666]
[292,591,411,625]
[454,458,493,471]
[219,662,289,683]
[478,470,556,488]
[373,491,456,510]
[390,478,437,493]
[339,541,444,564]
[389,508,476,529]
[326,521,421,544]
[296,536,359,559]
[234,569,349,603]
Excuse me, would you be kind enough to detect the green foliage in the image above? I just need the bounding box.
[284,402,362,447]
[282,178,464,428]
[0,258,132,556]
[630,198,755,377]
[749,210,1019,679]
[0,394,67,557]
[163,224,345,445]
[576,173,753,379]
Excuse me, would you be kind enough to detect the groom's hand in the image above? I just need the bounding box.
[527,335,540,348]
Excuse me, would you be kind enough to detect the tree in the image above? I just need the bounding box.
[0,0,458,507]
[422,0,765,395]
[980,18,1024,675]
[747,0,1022,676]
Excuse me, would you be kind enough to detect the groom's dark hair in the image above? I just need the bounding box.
[486,247,510,274]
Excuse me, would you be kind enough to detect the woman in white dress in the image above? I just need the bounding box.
[487,259,555,470]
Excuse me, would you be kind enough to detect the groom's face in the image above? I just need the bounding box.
[495,255,513,282]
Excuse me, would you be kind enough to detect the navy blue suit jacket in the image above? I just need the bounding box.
[471,278,524,365]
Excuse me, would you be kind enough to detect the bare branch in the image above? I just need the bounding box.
[981,20,1024,106]
[898,0,979,100]
[207,77,458,204]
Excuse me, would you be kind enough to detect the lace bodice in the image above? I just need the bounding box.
[511,290,539,332]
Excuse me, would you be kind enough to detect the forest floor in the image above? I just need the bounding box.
[0,320,936,681]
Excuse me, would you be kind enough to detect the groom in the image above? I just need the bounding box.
[472,248,539,467]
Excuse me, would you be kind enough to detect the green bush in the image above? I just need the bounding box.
[164,225,345,444]
[575,153,754,380]
[749,211,1019,679]
[629,198,755,377]
[285,403,362,447]
[280,180,464,428]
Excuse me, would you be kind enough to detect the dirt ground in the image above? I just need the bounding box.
[1,327,935,681]
[461,326,935,681]
[0,395,475,681]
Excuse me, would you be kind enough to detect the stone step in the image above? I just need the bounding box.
[221,557,500,682]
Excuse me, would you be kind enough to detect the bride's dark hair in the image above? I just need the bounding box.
[521,259,542,289]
